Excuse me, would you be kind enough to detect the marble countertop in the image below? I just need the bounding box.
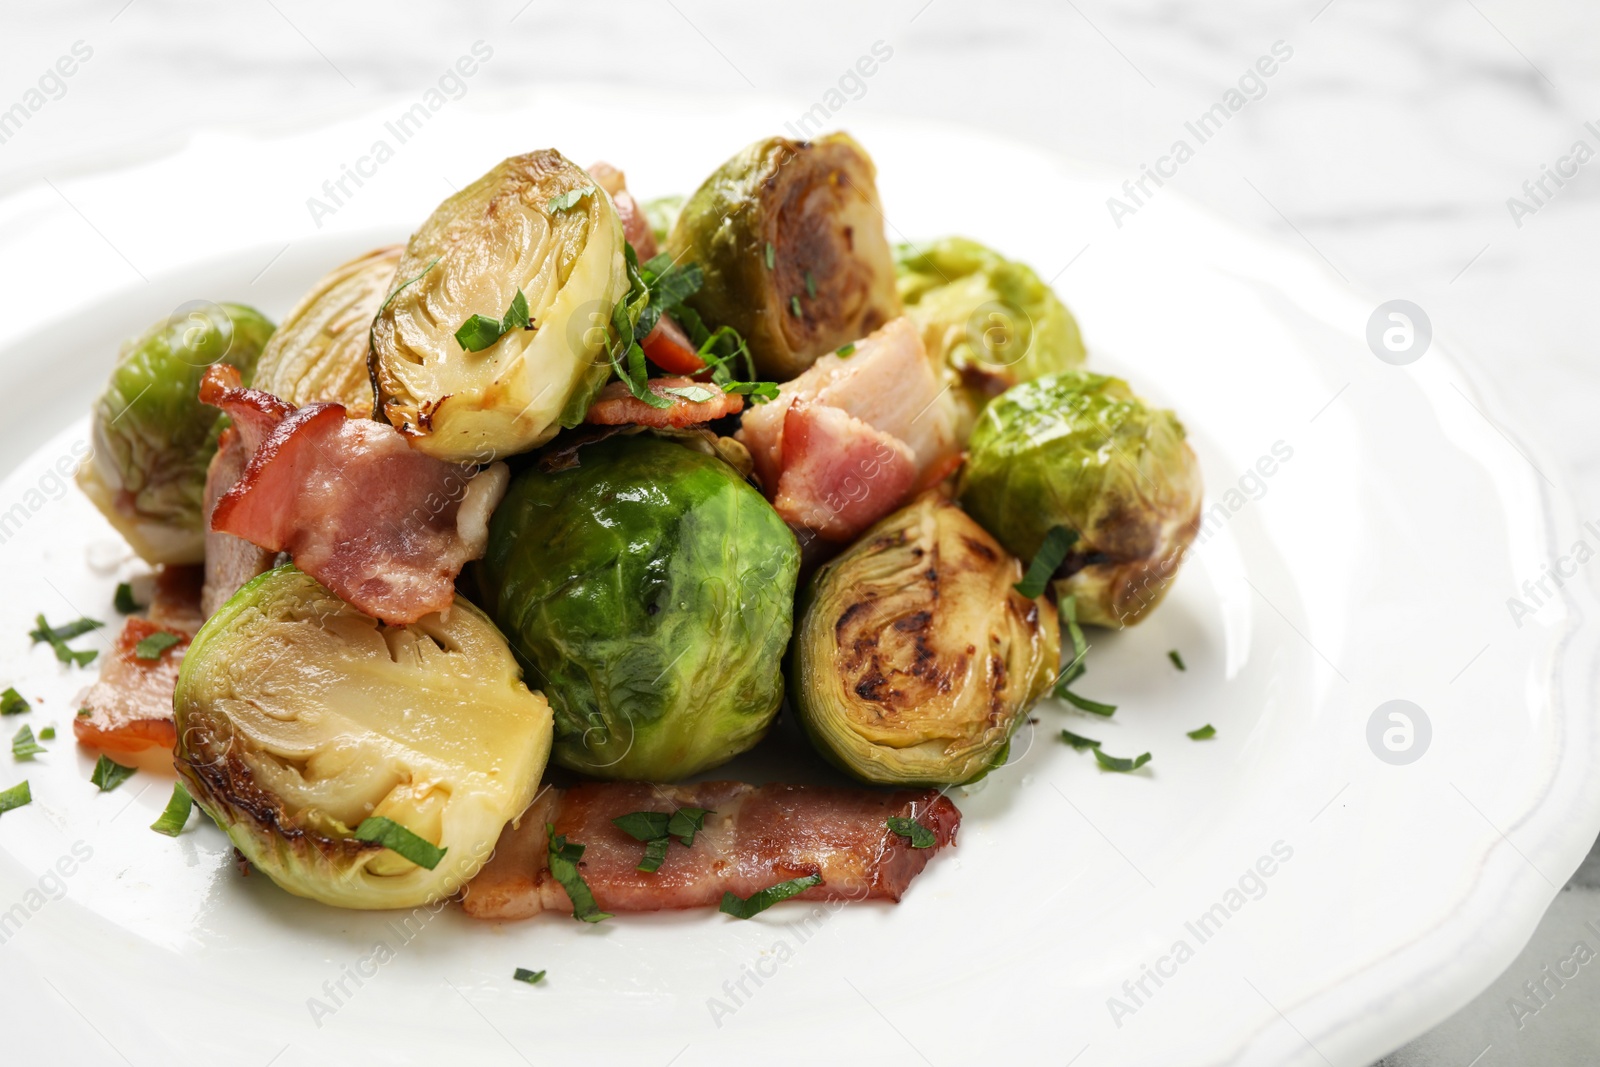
[2,1,1596,1062]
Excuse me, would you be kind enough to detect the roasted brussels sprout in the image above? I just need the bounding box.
[896,237,1085,410]
[960,371,1203,628]
[478,435,800,780]
[371,150,626,462]
[253,246,402,417]
[642,194,683,249]
[78,303,275,564]
[666,133,901,381]
[791,493,1060,786]
[175,566,553,910]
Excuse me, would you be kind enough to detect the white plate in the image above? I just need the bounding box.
[0,88,1595,1067]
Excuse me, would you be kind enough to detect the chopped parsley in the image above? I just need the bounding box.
[886,816,935,849]
[1060,690,1117,717]
[547,824,612,922]
[133,631,181,661]
[835,342,856,359]
[804,270,817,298]
[30,614,103,667]
[612,807,711,873]
[454,289,532,352]
[513,968,546,985]
[0,688,29,716]
[150,783,193,836]
[547,184,595,213]
[90,754,136,792]
[719,873,822,919]
[353,816,448,870]
[0,781,30,815]
[1187,724,1216,740]
[764,242,775,270]
[720,380,780,402]
[659,384,717,405]
[12,724,45,761]
[114,582,141,614]
[1169,649,1186,671]
[1057,595,1088,688]
[1015,526,1077,599]
[1093,749,1152,773]
[1060,729,1102,751]
[38,727,54,741]
[790,295,802,318]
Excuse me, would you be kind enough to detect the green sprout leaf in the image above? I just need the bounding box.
[719,873,822,919]
[30,614,103,667]
[353,816,448,870]
[90,754,136,792]
[1187,724,1216,740]
[0,781,30,815]
[547,824,612,923]
[1169,649,1186,671]
[133,631,181,661]
[150,783,193,836]
[0,688,29,716]
[1060,729,1102,751]
[1015,526,1078,599]
[114,582,141,614]
[547,184,595,213]
[12,725,46,761]
[455,289,532,353]
[513,968,546,985]
[1093,749,1152,773]
[886,816,935,849]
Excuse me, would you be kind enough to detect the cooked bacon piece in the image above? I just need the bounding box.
[462,781,959,921]
[737,316,959,541]
[201,427,275,617]
[640,314,706,375]
[772,402,918,541]
[199,365,508,625]
[146,563,206,633]
[73,614,193,754]
[585,377,743,428]
[588,161,658,260]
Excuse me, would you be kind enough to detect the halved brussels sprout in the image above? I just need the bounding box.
[253,246,402,417]
[896,237,1085,413]
[960,371,1203,628]
[478,435,800,781]
[666,133,901,381]
[371,150,626,462]
[175,566,553,910]
[791,493,1060,786]
[78,303,275,564]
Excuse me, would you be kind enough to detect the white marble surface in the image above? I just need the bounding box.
[1,1,1596,1063]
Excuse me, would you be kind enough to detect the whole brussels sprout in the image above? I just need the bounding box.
[666,133,901,381]
[371,150,626,463]
[478,435,800,780]
[791,492,1061,786]
[960,371,1203,628]
[78,302,275,564]
[896,237,1085,412]
[253,245,402,417]
[175,566,552,910]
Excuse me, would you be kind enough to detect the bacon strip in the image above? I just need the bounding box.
[588,161,658,261]
[199,365,507,625]
[462,781,960,921]
[585,376,743,428]
[736,316,960,542]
